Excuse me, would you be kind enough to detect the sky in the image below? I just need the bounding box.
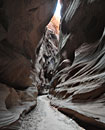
[54,1,61,19]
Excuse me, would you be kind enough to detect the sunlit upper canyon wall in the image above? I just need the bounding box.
[47,0,61,36]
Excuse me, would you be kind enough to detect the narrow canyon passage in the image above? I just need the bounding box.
[0,0,105,130]
[19,96,83,130]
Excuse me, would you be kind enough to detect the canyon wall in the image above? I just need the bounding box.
[0,0,57,129]
[50,0,105,130]
[35,28,58,95]
[1,0,105,129]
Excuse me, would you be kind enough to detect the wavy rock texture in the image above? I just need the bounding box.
[50,0,105,130]
[60,0,70,17]
[0,0,57,89]
[0,83,38,129]
[0,0,57,128]
[35,28,58,95]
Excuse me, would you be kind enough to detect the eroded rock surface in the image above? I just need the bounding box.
[50,0,105,130]
[0,0,57,128]
[35,28,58,95]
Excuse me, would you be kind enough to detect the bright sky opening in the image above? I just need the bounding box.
[54,0,61,19]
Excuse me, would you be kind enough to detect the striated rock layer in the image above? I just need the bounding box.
[50,0,105,130]
[0,0,57,129]
[35,28,58,95]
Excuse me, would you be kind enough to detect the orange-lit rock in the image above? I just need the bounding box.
[47,16,60,36]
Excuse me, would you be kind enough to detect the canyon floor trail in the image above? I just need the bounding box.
[19,95,84,130]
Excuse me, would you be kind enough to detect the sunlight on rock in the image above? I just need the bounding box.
[47,0,61,35]
[54,0,61,19]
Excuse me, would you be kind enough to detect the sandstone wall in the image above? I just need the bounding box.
[50,0,105,130]
[0,0,57,128]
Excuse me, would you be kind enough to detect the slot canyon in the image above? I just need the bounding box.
[0,0,105,130]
